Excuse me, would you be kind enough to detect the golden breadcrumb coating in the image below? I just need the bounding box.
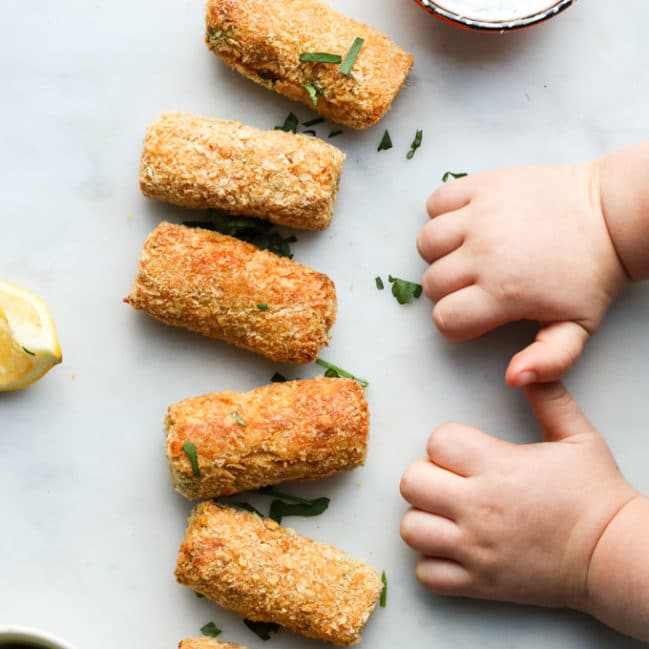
[179,641,245,649]
[124,222,336,363]
[176,503,382,646]
[205,0,413,129]
[166,377,369,499]
[140,112,345,231]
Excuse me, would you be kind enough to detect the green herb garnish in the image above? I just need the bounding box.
[184,210,297,259]
[271,372,288,383]
[257,487,330,524]
[303,83,324,105]
[380,571,387,607]
[232,411,247,427]
[274,112,299,133]
[182,442,200,477]
[377,130,392,152]
[442,171,467,182]
[300,52,342,64]
[328,129,343,138]
[315,359,369,387]
[195,592,205,598]
[302,129,316,136]
[201,622,221,638]
[244,620,280,641]
[22,346,35,356]
[375,276,384,290]
[303,117,325,127]
[257,303,269,311]
[388,275,423,304]
[340,37,364,75]
[406,130,423,160]
[257,486,318,503]
[232,502,264,517]
[269,498,330,524]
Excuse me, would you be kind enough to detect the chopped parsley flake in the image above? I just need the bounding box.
[378,130,393,152]
[274,112,299,133]
[200,622,221,638]
[182,442,200,477]
[442,171,468,182]
[256,487,330,524]
[299,52,342,63]
[388,275,423,305]
[316,359,369,388]
[244,620,280,641]
[375,276,385,290]
[340,37,365,75]
[303,117,325,127]
[269,497,330,524]
[232,411,247,427]
[380,571,387,607]
[303,83,324,105]
[256,303,269,311]
[406,129,423,159]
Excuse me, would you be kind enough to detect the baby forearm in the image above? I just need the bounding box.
[598,141,649,281]
[585,495,649,641]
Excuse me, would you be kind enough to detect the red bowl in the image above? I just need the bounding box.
[413,0,574,31]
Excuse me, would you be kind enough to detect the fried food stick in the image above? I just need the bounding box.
[140,112,345,230]
[166,377,369,499]
[179,641,244,649]
[205,0,413,129]
[176,503,382,646]
[124,222,336,363]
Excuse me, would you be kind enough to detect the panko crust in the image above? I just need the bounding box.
[140,112,346,230]
[175,503,382,646]
[124,222,336,363]
[205,0,413,129]
[166,377,369,499]
[179,641,245,649]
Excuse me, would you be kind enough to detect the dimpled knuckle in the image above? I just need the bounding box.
[422,268,438,301]
[416,229,430,259]
[399,466,417,500]
[400,511,417,544]
[427,423,456,459]
[433,302,454,337]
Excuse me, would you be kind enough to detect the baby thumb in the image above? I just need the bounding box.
[506,321,590,388]
[524,381,594,442]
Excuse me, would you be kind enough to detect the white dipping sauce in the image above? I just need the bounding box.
[434,0,561,20]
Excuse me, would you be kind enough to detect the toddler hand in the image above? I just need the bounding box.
[399,383,636,612]
[418,163,629,386]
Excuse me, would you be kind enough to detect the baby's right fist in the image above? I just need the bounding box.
[418,162,629,386]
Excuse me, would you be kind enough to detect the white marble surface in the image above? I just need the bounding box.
[2,1,649,647]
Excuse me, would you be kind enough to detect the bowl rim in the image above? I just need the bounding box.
[413,0,574,31]
[0,626,77,649]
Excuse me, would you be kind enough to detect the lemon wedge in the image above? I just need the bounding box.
[0,280,62,391]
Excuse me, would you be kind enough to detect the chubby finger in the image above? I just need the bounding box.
[506,321,590,388]
[427,422,511,477]
[524,381,594,442]
[416,557,472,596]
[401,509,462,558]
[426,177,472,218]
[417,208,467,263]
[400,458,465,520]
[422,251,474,303]
[433,285,509,342]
